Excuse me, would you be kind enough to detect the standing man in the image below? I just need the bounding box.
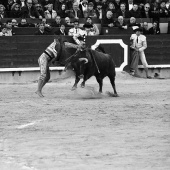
[130,27,152,79]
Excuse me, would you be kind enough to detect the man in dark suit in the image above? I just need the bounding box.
[34,23,50,35]
[116,2,131,18]
[54,23,68,35]
[149,21,160,35]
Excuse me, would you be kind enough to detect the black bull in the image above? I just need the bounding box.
[65,48,118,97]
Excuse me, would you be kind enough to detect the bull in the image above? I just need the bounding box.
[65,48,118,97]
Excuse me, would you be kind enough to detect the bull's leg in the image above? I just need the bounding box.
[96,77,103,93]
[108,75,118,97]
[72,75,80,90]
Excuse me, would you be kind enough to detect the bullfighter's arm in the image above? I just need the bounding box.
[138,37,147,52]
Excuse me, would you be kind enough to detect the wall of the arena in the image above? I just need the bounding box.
[0,35,170,83]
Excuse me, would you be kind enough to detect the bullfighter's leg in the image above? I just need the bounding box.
[35,54,49,97]
[96,77,103,93]
[108,75,118,97]
[72,75,80,90]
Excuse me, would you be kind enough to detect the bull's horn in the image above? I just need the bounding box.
[79,58,88,64]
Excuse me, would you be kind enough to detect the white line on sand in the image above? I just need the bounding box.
[16,119,44,129]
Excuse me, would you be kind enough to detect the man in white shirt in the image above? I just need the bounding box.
[130,27,152,78]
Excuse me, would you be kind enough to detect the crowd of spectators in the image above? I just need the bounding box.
[0,0,169,36]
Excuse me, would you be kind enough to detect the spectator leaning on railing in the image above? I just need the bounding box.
[102,11,115,28]
[148,21,160,35]
[115,16,128,29]
[86,16,99,35]
[141,21,150,35]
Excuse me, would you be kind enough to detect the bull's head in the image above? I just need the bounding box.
[71,57,88,79]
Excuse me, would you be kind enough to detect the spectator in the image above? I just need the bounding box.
[126,0,134,11]
[66,2,83,19]
[159,1,170,18]
[66,0,74,11]
[51,15,62,27]
[102,11,115,27]
[64,16,74,27]
[114,0,121,11]
[41,0,54,11]
[116,2,131,18]
[107,2,116,18]
[86,16,99,35]
[54,23,68,35]
[0,4,8,18]
[150,0,160,22]
[86,2,97,18]
[6,19,15,36]
[41,18,51,28]
[129,3,141,18]
[141,21,150,35]
[53,0,64,12]
[10,3,22,18]
[20,0,27,8]
[79,0,88,16]
[128,17,140,28]
[57,3,68,18]
[148,21,160,35]
[18,18,34,27]
[34,22,49,35]
[141,3,152,18]
[95,2,104,20]
[5,0,14,17]
[44,3,57,19]
[11,18,18,27]
[32,0,39,7]
[115,16,128,29]
[102,0,109,11]
[0,25,9,36]
[21,0,40,19]
[35,3,45,18]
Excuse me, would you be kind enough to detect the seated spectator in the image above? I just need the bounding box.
[86,2,97,18]
[21,0,41,19]
[35,3,44,18]
[66,2,83,19]
[141,3,152,18]
[44,3,57,19]
[86,16,99,35]
[34,22,50,35]
[32,0,39,7]
[68,20,84,37]
[106,2,117,18]
[64,16,74,27]
[126,0,134,11]
[95,2,104,20]
[41,0,54,11]
[102,0,109,11]
[83,22,95,35]
[150,0,160,22]
[4,0,14,17]
[115,16,128,29]
[41,18,51,28]
[12,18,18,27]
[159,1,170,18]
[102,11,115,28]
[54,23,68,35]
[114,0,121,11]
[128,17,140,29]
[53,0,64,12]
[129,3,141,18]
[149,21,160,35]
[10,3,22,18]
[79,0,88,16]
[0,4,8,18]
[141,21,149,35]
[18,18,35,27]
[5,19,15,36]
[57,3,68,18]
[116,2,131,18]
[51,15,62,27]
[0,25,9,36]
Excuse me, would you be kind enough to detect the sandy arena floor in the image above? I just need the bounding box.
[0,71,170,170]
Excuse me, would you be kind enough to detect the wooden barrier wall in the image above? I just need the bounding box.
[0,35,170,70]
